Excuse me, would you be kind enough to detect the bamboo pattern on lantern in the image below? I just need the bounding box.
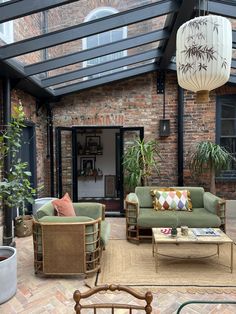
[178,18,228,75]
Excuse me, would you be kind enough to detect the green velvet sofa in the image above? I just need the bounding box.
[33,202,110,275]
[125,186,225,242]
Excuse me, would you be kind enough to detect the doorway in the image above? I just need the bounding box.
[56,126,143,215]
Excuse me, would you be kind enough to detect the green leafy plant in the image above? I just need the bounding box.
[123,139,161,191]
[188,141,235,194]
[0,104,36,218]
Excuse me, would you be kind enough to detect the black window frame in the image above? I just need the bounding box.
[216,94,236,181]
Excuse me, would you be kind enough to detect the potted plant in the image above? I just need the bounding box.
[0,246,17,304]
[123,139,161,192]
[0,103,36,237]
[188,140,235,194]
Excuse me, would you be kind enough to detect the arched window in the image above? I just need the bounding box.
[83,7,127,78]
[0,0,13,43]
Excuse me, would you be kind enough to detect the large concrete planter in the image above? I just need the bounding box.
[0,246,17,304]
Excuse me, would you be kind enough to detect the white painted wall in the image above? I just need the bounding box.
[77,129,119,198]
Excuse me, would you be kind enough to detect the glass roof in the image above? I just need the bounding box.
[0,0,235,98]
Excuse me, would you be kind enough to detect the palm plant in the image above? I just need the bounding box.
[188,141,235,194]
[123,139,161,191]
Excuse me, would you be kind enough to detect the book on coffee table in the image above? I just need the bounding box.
[192,228,220,236]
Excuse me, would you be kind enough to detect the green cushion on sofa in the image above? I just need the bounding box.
[177,208,221,227]
[137,207,221,228]
[73,202,103,220]
[36,202,55,219]
[101,220,111,247]
[135,186,163,208]
[137,208,177,228]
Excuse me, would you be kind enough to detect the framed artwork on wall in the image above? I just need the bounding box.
[104,175,116,198]
[80,157,95,175]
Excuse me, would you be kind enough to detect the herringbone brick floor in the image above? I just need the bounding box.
[1,202,236,314]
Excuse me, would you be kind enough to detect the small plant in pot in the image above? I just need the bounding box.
[0,103,36,238]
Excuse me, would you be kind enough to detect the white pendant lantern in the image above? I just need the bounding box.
[176,15,232,102]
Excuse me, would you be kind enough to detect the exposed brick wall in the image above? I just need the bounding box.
[10,90,48,197]
[51,71,236,199]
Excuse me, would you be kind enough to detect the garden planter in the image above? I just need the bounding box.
[0,246,17,304]
[15,215,33,237]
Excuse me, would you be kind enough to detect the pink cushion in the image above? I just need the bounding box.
[52,193,76,216]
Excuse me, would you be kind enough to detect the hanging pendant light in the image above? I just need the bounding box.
[176,14,232,102]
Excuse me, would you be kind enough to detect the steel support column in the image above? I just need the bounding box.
[178,86,184,186]
[2,77,14,246]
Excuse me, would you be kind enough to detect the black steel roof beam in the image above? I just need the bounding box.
[53,63,159,96]
[159,0,196,69]
[0,0,79,23]
[229,75,236,84]
[25,29,169,76]
[0,0,178,60]
[200,0,236,18]
[41,49,162,87]
[233,30,236,49]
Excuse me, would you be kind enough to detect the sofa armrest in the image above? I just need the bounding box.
[203,192,225,217]
[73,202,105,220]
[125,193,139,224]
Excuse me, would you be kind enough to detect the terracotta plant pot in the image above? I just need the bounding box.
[15,215,33,237]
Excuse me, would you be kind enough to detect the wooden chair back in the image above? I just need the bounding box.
[73,284,153,313]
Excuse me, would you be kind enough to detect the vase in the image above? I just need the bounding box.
[171,227,178,237]
[0,246,17,304]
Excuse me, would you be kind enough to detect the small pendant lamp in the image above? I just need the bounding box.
[176,15,232,102]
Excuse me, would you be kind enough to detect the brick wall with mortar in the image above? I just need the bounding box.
[51,71,236,200]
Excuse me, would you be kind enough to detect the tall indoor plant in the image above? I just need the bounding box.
[123,139,161,191]
[188,140,235,194]
[0,103,36,237]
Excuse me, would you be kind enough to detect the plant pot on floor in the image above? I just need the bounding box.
[0,246,17,304]
[15,215,33,237]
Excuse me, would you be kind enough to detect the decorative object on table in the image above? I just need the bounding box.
[188,141,235,194]
[171,227,178,238]
[192,228,220,236]
[181,226,189,236]
[176,14,232,103]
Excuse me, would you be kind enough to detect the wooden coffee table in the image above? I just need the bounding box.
[152,228,234,273]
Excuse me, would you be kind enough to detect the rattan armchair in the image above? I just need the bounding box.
[73,284,153,313]
[33,217,102,276]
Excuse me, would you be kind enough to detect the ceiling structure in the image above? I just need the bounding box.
[0,0,235,101]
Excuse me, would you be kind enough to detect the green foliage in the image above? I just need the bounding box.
[188,140,235,194]
[123,139,161,190]
[189,141,234,175]
[0,103,36,216]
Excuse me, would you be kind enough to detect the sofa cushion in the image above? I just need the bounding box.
[151,190,192,211]
[137,208,178,228]
[176,208,221,228]
[52,193,76,216]
[137,207,221,228]
[135,186,164,208]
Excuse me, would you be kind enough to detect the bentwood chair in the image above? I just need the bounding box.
[73,284,153,313]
